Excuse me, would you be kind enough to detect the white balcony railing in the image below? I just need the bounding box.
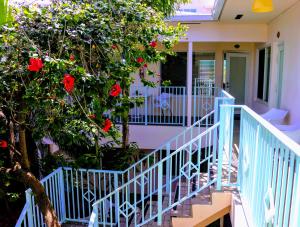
[115,85,223,126]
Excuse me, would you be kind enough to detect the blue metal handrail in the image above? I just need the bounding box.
[89,123,220,226]
[16,89,235,226]
[217,105,300,227]
[15,168,65,227]
[61,110,216,224]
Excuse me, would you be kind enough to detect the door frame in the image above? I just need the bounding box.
[276,43,284,108]
[224,52,250,105]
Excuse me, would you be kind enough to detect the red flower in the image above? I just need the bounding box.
[149,41,157,48]
[112,44,117,49]
[63,74,75,93]
[109,84,122,97]
[137,57,144,64]
[88,114,96,119]
[27,58,43,72]
[70,54,75,61]
[102,119,112,132]
[143,63,148,68]
[0,140,8,148]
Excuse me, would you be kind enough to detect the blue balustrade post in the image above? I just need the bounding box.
[25,190,34,227]
[193,85,196,124]
[157,162,163,225]
[145,87,148,126]
[217,105,226,190]
[59,167,66,222]
[290,157,300,226]
[114,173,119,224]
[166,143,171,193]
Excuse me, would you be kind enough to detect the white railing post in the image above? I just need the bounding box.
[183,87,186,126]
[157,162,163,226]
[59,167,66,222]
[145,86,148,125]
[25,190,34,227]
[187,41,193,127]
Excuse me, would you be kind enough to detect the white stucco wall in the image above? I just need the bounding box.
[178,23,268,43]
[254,1,300,123]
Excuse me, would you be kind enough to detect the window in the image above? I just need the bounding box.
[161,52,187,86]
[257,47,271,102]
[172,0,225,21]
[193,53,216,87]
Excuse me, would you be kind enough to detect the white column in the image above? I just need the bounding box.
[187,42,193,126]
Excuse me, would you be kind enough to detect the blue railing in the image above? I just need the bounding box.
[89,123,220,226]
[62,168,123,223]
[217,105,300,226]
[16,89,234,226]
[16,168,65,227]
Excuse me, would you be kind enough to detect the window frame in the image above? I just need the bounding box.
[256,46,272,103]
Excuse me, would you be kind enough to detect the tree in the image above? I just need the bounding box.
[0,0,12,25]
[143,0,191,16]
[0,0,185,225]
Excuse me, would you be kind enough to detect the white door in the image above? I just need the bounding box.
[277,44,284,108]
[224,53,248,104]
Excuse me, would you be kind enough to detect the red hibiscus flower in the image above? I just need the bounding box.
[70,54,75,61]
[28,58,43,72]
[136,57,144,64]
[149,41,157,48]
[143,63,148,68]
[102,119,112,132]
[110,84,122,97]
[112,44,117,49]
[88,114,96,119]
[0,140,8,148]
[63,74,75,93]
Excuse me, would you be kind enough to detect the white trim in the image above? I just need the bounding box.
[276,42,284,108]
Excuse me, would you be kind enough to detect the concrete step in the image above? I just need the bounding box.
[172,192,232,227]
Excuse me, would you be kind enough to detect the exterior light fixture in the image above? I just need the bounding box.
[252,0,274,13]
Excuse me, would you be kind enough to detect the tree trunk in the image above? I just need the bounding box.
[5,162,61,227]
[18,111,30,170]
[9,120,15,164]
[19,125,30,169]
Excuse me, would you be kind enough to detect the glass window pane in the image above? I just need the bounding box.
[193,52,215,87]
[257,49,265,100]
[161,52,187,86]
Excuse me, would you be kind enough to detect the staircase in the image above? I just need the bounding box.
[16,92,236,227]
[172,192,232,227]
[88,121,224,227]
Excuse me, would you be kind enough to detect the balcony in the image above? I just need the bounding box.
[115,84,229,127]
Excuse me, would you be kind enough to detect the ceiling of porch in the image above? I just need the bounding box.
[220,0,299,23]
